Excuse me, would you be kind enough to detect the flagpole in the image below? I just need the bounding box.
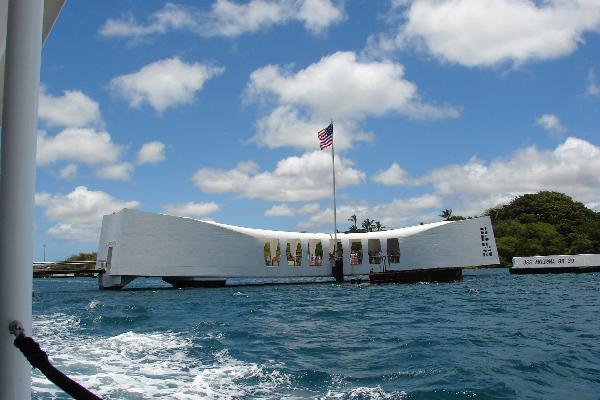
[329,121,344,282]
[330,122,338,258]
[317,121,342,282]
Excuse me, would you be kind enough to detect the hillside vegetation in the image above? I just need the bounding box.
[64,252,97,262]
[485,192,600,266]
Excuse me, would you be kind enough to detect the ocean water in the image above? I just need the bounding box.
[31,269,600,399]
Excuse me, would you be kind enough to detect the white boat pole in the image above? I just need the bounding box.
[0,0,44,398]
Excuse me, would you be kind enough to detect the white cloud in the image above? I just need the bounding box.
[264,202,320,216]
[37,128,123,166]
[587,201,600,212]
[416,137,600,215]
[99,1,343,39]
[202,0,344,36]
[369,194,442,223]
[38,88,102,128]
[361,136,600,221]
[37,128,136,180]
[202,0,296,36]
[297,194,442,231]
[586,68,600,96]
[248,51,458,120]
[192,150,365,201]
[295,136,600,230]
[58,164,78,180]
[251,106,373,150]
[246,51,459,149]
[373,162,409,185]
[372,0,600,67]
[35,186,140,242]
[137,141,166,165]
[99,4,199,38]
[95,163,134,181]
[536,114,565,134]
[109,57,224,113]
[162,201,220,218]
[296,0,344,34]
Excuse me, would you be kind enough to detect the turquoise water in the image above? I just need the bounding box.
[31,269,600,399]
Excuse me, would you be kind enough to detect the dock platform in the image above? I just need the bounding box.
[369,267,462,284]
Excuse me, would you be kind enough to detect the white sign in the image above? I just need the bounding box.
[512,254,600,268]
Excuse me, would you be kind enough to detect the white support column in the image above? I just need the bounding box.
[0,1,44,398]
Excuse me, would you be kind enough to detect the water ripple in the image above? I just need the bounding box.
[31,269,600,399]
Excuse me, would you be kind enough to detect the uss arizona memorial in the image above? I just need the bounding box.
[96,209,500,289]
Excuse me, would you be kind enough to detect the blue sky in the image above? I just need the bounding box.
[34,0,600,260]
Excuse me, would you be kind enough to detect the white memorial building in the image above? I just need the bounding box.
[97,209,500,289]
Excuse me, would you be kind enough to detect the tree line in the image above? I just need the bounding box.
[345,214,386,233]
[64,252,97,262]
[485,191,600,266]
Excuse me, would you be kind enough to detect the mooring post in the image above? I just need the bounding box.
[0,1,44,398]
[334,257,344,282]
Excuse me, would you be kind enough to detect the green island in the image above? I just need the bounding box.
[485,191,600,266]
[438,191,600,267]
[33,252,98,275]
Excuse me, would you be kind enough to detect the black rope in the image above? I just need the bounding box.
[11,327,102,400]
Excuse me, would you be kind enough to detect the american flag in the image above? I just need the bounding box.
[318,123,333,150]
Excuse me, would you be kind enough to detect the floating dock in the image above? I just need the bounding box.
[369,267,462,284]
[33,269,103,278]
[510,254,600,274]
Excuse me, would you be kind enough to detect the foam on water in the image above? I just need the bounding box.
[322,386,405,399]
[190,350,291,399]
[86,299,101,310]
[32,312,406,399]
[33,314,198,398]
[32,315,296,399]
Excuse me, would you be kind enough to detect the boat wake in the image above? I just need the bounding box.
[31,313,404,399]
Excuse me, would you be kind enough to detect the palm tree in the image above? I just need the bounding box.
[347,214,358,232]
[439,209,453,221]
[374,221,386,231]
[361,218,375,232]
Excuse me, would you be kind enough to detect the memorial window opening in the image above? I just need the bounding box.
[264,239,280,266]
[349,240,363,265]
[387,238,400,264]
[308,240,323,266]
[286,239,302,266]
[368,239,382,264]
